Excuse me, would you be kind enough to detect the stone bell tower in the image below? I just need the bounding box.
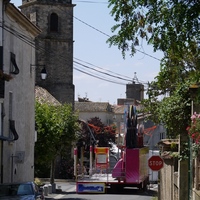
[20,0,75,104]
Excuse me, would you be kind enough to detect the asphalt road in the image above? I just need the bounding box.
[44,181,158,200]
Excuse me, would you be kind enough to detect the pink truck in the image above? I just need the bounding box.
[76,105,149,193]
[111,147,149,190]
[76,146,149,193]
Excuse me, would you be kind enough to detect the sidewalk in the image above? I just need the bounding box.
[42,180,76,199]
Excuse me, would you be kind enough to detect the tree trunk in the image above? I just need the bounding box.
[50,159,56,184]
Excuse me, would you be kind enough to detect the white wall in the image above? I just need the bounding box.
[2,4,36,183]
[149,150,160,182]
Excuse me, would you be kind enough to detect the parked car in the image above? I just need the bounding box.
[0,181,45,199]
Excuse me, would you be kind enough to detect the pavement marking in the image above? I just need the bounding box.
[66,186,76,192]
[54,194,65,199]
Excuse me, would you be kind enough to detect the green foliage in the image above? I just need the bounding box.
[192,143,200,158]
[177,142,190,161]
[107,0,200,59]
[108,0,200,141]
[58,145,75,179]
[170,142,177,151]
[78,117,116,159]
[142,82,191,138]
[34,162,50,178]
[34,178,45,186]
[172,142,200,161]
[187,113,200,143]
[87,117,116,147]
[107,0,200,99]
[35,101,79,170]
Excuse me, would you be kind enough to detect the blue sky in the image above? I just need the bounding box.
[13,0,163,104]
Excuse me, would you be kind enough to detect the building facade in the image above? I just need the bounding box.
[75,101,114,126]
[0,1,40,183]
[126,81,144,101]
[20,0,75,104]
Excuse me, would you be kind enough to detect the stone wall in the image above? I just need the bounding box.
[20,1,75,105]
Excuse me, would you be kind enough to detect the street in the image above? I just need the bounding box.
[44,181,158,200]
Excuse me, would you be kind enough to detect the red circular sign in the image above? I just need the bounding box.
[148,155,164,171]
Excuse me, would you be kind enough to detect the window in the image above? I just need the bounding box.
[50,13,58,32]
[10,52,19,74]
[160,132,165,140]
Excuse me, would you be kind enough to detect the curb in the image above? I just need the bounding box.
[38,178,75,183]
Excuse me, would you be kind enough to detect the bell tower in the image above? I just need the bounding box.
[20,0,75,104]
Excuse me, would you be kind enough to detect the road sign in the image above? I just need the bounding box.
[148,155,164,171]
[95,147,109,169]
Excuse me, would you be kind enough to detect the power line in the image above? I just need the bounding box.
[0,23,36,48]
[14,1,161,62]
[1,13,150,86]
[74,57,132,80]
[73,16,111,38]
[73,16,161,61]
[2,20,147,85]
[34,39,143,85]
[74,60,133,82]
[0,18,143,84]
[56,4,161,61]
[74,65,127,85]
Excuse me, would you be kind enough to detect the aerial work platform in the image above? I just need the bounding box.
[75,147,149,194]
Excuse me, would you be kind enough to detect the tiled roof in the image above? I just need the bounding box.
[35,86,61,105]
[113,104,143,114]
[75,102,112,112]
[113,105,125,114]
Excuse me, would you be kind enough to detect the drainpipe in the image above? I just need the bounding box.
[0,0,3,184]
[0,100,3,183]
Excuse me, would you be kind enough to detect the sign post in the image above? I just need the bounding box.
[148,155,164,171]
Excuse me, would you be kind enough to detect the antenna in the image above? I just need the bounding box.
[133,72,139,83]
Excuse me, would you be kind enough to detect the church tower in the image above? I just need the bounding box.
[20,0,75,104]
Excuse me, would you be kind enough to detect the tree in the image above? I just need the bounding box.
[107,0,200,138]
[143,82,191,138]
[107,2,199,198]
[78,117,116,159]
[107,0,199,59]
[35,101,79,183]
[88,117,116,147]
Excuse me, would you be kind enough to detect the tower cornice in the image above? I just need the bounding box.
[19,0,75,8]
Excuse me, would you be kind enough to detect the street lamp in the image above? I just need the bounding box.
[30,64,47,80]
[40,67,47,80]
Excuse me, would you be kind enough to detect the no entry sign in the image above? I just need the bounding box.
[148,155,164,171]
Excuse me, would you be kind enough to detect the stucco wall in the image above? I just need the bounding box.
[2,4,37,182]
